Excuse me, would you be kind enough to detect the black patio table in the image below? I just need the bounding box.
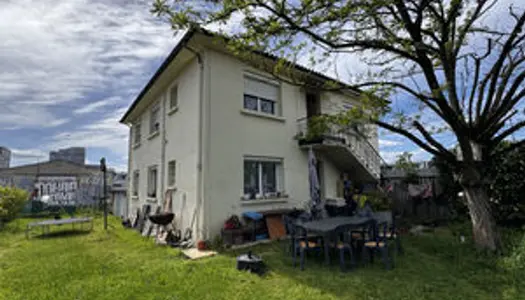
[296,215,376,265]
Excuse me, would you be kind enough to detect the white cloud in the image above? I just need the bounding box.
[0,103,70,129]
[379,139,402,147]
[47,107,129,159]
[73,96,120,115]
[381,148,431,164]
[9,148,48,167]
[0,0,177,127]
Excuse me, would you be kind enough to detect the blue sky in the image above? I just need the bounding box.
[1,0,523,171]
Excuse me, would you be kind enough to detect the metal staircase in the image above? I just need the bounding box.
[296,117,382,182]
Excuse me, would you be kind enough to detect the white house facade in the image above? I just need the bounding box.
[120,29,382,240]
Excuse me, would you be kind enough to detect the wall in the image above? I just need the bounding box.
[0,174,102,206]
[127,58,200,234]
[204,49,347,238]
[163,58,200,233]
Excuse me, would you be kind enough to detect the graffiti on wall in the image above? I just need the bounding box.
[0,174,103,206]
[35,176,78,204]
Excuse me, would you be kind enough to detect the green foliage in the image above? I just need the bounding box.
[433,142,525,224]
[0,186,29,223]
[486,142,525,223]
[394,152,420,184]
[363,190,392,211]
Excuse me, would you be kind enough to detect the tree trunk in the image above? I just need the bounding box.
[460,166,502,252]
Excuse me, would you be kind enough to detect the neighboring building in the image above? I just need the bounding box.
[381,161,440,184]
[110,173,128,218]
[119,28,381,240]
[0,160,105,206]
[49,147,86,165]
[0,147,11,169]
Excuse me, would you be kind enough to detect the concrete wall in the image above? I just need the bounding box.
[203,50,351,238]
[127,58,200,233]
[0,173,102,205]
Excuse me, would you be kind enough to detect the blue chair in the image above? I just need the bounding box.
[282,215,322,271]
[362,219,392,270]
[331,225,356,272]
[376,211,403,255]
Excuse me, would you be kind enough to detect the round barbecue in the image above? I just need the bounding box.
[148,212,174,225]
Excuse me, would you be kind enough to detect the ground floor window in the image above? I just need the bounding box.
[147,166,157,198]
[243,157,283,199]
[132,170,139,197]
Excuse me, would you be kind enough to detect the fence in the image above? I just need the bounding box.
[386,177,456,223]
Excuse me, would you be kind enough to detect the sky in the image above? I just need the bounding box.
[0,0,523,171]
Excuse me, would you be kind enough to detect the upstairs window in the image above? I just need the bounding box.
[243,75,280,115]
[150,103,160,134]
[133,121,142,145]
[169,85,178,110]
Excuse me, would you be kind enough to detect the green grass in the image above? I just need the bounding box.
[0,216,524,300]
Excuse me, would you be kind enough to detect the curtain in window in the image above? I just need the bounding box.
[244,161,259,195]
[261,161,276,193]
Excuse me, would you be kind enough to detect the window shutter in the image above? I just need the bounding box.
[244,76,279,101]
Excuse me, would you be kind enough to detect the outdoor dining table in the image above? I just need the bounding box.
[296,215,376,265]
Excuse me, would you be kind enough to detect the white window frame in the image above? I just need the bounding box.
[133,121,142,146]
[243,156,284,199]
[147,165,158,198]
[149,103,160,135]
[167,160,176,187]
[169,84,178,111]
[132,170,139,197]
[243,74,280,116]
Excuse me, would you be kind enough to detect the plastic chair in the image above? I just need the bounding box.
[282,215,322,271]
[375,211,403,255]
[331,225,356,272]
[362,219,392,270]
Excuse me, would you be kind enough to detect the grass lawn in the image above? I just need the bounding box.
[0,216,524,300]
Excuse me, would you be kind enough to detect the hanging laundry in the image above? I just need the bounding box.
[408,184,427,197]
[421,184,433,199]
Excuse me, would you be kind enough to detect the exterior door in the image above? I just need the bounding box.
[306,93,321,118]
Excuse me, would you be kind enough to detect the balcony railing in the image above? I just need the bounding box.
[296,117,382,178]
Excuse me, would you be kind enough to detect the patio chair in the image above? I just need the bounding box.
[282,215,322,271]
[375,211,403,255]
[330,225,356,272]
[362,219,392,270]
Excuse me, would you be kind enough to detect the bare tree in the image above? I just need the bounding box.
[151,0,525,251]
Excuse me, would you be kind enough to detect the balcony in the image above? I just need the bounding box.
[296,117,382,182]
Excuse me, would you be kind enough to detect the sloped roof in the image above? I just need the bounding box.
[0,160,100,176]
[120,27,362,124]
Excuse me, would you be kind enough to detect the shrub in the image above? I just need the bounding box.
[0,186,29,223]
[363,190,391,211]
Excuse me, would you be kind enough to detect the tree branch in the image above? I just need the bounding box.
[412,121,456,159]
[375,119,454,163]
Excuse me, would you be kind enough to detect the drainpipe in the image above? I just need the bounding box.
[184,45,206,240]
[127,125,132,213]
[160,94,167,208]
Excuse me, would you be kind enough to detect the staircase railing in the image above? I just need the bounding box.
[297,117,382,178]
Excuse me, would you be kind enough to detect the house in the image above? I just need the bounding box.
[0,160,106,206]
[120,28,381,240]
